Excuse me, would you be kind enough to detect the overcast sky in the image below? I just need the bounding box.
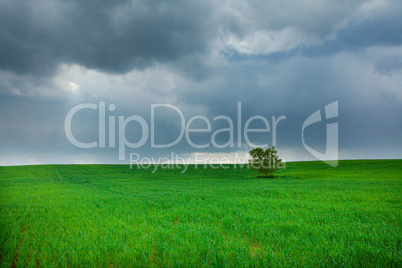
[0,0,401,165]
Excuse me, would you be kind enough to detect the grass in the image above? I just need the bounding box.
[0,160,401,267]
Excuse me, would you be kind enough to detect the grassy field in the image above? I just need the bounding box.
[0,160,401,267]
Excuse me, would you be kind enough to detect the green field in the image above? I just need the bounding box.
[0,160,401,267]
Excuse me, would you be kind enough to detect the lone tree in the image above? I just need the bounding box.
[248,146,285,178]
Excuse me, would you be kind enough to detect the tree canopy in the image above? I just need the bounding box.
[248,146,285,177]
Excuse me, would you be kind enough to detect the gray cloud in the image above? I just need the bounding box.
[303,1,402,57]
[0,0,401,165]
[1,0,390,77]
[0,0,215,76]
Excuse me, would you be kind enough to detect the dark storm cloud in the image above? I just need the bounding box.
[0,0,214,76]
[1,0,402,165]
[0,0,383,78]
[303,2,402,57]
[222,1,402,65]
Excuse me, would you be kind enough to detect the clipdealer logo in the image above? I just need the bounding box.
[64,102,286,160]
[64,101,339,165]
